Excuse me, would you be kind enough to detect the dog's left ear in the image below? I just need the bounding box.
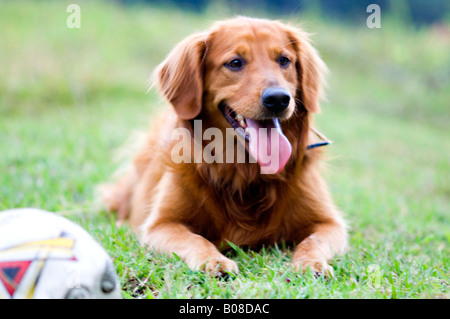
[153,33,207,120]
[281,24,327,114]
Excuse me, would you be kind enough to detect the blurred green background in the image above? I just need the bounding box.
[0,0,448,298]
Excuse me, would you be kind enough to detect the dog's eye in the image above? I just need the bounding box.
[277,56,291,68]
[224,58,244,71]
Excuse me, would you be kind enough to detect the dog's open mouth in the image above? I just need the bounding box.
[219,103,249,140]
[219,103,292,174]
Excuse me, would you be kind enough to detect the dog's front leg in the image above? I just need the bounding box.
[137,173,238,276]
[292,221,347,277]
[142,222,238,276]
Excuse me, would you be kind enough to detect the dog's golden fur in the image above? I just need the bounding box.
[101,17,347,276]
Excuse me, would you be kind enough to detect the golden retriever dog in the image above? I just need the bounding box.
[101,16,347,277]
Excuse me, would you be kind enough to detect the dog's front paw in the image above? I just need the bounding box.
[293,258,334,278]
[199,254,239,277]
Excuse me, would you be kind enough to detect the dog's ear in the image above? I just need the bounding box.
[281,24,326,114]
[153,33,207,120]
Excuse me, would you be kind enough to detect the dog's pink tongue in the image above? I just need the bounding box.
[246,118,292,174]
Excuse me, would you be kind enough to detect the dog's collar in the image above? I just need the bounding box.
[307,128,332,150]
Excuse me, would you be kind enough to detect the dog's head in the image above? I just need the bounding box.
[154,17,326,174]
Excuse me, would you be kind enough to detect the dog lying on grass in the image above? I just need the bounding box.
[101,16,348,277]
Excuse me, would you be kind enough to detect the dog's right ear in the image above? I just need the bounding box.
[153,33,207,120]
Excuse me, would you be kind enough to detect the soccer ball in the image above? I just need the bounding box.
[0,208,121,299]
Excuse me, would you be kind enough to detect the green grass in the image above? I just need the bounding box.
[0,0,448,299]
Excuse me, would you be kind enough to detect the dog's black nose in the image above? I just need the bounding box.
[261,88,291,114]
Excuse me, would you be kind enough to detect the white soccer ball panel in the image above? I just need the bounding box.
[0,208,121,299]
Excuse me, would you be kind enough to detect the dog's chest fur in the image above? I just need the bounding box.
[192,178,304,248]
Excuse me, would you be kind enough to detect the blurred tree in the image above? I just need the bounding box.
[308,0,389,24]
[118,0,450,26]
[408,0,450,25]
